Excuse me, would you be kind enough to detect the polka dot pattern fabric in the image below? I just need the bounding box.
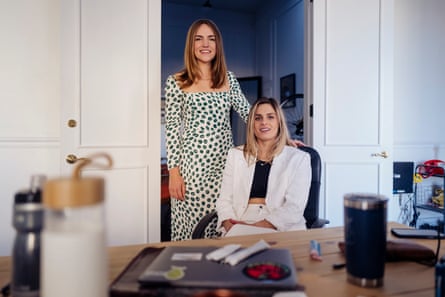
[165,71,250,241]
[203,214,221,239]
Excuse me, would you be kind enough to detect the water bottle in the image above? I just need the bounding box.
[11,174,46,297]
[41,153,112,297]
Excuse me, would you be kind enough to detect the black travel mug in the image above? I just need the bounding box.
[344,193,388,287]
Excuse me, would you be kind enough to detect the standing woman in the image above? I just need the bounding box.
[164,19,251,240]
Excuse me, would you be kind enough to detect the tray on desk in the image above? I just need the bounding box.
[109,247,161,296]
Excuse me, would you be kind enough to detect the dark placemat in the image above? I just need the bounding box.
[109,247,164,296]
[109,246,304,297]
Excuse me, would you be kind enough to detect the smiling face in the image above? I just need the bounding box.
[193,24,216,64]
[253,103,279,144]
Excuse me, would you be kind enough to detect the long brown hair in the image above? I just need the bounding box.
[176,19,227,89]
[243,97,290,165]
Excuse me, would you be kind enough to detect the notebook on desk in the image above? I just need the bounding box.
[137,246,300,290]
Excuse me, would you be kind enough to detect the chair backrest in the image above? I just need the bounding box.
[297,146,323,229]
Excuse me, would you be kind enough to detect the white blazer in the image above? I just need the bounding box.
[216,145,311,231]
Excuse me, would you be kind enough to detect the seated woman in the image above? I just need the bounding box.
[215,97,312,237]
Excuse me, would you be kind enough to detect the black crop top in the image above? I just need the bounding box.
[249,160,272,198]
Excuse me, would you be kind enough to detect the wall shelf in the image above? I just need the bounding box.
[411,164,445,231]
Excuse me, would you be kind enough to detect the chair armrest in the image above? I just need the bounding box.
[309,218,330,229]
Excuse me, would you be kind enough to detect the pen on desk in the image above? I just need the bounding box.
[309,240,322,261]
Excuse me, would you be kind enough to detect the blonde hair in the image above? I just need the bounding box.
[176,19,227,89]
[243,97,290,165]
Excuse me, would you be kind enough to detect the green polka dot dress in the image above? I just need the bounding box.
[165,71,250,241]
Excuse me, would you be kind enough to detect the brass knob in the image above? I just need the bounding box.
[66,154,88,164]
[371,151,389,158]
[67,119,77,128]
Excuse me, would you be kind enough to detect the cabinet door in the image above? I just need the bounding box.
[60,0,161,245]
[308,0,395,226]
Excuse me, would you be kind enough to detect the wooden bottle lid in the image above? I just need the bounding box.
[43,153,112,209]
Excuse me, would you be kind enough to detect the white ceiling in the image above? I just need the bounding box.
[163,0,261,13]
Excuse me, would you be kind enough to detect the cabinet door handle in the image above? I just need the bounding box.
[371,151,389,158]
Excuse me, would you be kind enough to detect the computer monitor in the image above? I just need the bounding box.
[393,162,414,194]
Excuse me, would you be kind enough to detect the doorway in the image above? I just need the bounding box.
[160,0,307,240]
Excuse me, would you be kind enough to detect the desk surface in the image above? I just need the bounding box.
[0,222,440,296]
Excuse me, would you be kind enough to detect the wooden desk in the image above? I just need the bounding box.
[0,222,440,296]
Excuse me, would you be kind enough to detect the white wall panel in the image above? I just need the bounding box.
[325,162,379,226]
[84,167,148,246]
[0,0,61,256]
[325,0,380,145]
[81,0,148,146]
[0,0,60,138]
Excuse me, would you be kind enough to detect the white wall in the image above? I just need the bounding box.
[393,0,445,163]
[0,0,61,256]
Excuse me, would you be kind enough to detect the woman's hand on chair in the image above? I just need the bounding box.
[288,139,305,147]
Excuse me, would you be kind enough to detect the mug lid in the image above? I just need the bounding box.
[344,193,388,210]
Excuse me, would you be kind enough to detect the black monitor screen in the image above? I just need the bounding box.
[393,162,414,194]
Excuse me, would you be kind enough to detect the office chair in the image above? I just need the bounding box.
[298,146,329,228]
[191,146,329,239]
